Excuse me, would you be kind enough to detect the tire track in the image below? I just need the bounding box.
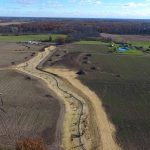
[37,68,86,150]
[13,46,90,150]
[13,45,121,150]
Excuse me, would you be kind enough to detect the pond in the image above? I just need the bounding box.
[118,47,129,52]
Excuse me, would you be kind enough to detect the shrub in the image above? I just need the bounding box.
[16,138,47,150]
[55,37,66,45]
[76,70,85,75]
[49,36,52,42]
[11,62,15,65]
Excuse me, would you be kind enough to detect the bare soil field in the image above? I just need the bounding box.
[0,42,48,67]
[0,21,26,26]
[101,33,150,42]
[0,69,60,149]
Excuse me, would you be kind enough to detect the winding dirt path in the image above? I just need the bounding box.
[12,46,121,150]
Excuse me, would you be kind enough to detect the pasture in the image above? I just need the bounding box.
[0,34,66,42]
[50,42,150,150]
[101,33,150,42]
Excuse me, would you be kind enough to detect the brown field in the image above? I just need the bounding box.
[0,42,48,67]
[0,21,26,26]
[0,69,60,149]
[100,33,150,42]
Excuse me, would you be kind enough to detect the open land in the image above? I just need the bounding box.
[0,21,26,26]
[43,40,150,150]
[0,43,63,150]
[0,34,67,42]
[0,69,61,149]
[101,33,150,48]
[14,46,121,150]
[0,42,49,68]
[0,32,150,150]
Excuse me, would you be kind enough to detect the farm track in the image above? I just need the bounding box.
[13,46,91,150]
[5,45,122,150]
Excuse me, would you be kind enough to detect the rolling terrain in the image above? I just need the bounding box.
[44,41,150,150]
[14,46,121,150]
[0,33,149,150]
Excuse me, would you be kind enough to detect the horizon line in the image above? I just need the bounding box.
[0,16,150,20]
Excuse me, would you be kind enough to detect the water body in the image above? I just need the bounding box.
[118,47,129,52]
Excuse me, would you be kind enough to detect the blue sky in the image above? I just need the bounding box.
[0,0,150,18]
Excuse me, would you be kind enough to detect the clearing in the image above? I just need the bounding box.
[0,34,67,42]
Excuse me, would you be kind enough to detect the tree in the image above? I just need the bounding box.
[55,37,66,45]
[49,35,52,42]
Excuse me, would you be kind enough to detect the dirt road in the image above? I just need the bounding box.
[13,46,121,150]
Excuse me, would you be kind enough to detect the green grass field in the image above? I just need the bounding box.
[61,42,150,150]
[119,49,144,55]
[75,40,107,45]
[131,41,150,48]
[75,40,146,55]
[0,34,66,42]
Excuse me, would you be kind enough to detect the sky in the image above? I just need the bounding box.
[0,0,150,19]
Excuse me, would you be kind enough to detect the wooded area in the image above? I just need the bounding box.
[0,18,150,37]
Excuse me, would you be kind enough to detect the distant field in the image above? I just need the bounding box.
[50,42,150,150]
[75,40,107,45]
[131,41,150,48]
[101,33,150,42]
[0,21,26,26]
[75,40,147,55]
[122,49,144,55]
[0,34,66,42]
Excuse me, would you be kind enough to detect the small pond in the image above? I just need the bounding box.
[118,47,129,52]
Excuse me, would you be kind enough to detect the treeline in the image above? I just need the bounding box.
[0,19,150,37]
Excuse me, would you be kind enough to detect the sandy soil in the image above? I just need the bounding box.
[45,67,122,150]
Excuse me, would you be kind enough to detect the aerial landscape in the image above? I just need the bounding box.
[0,0,150,150]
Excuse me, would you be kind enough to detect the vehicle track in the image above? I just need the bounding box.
[13,46,92,150]
[37,68,86,150]
[12,45,121,150]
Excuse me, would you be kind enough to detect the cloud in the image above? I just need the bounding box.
[124,1,150,7]
[80,0,101,5]
[17,0,36,5]
[46,0,63,7]
[69,0,101,5]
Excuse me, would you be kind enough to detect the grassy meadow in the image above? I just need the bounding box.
[60,41,150,150]
[0,34,66,42]
[131,41,150,48]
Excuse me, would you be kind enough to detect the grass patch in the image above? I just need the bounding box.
[64,43,110,53]
[120,49,144,55]
[131,41,150,48]
[0,34,66,42]
[75,40,107,45]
